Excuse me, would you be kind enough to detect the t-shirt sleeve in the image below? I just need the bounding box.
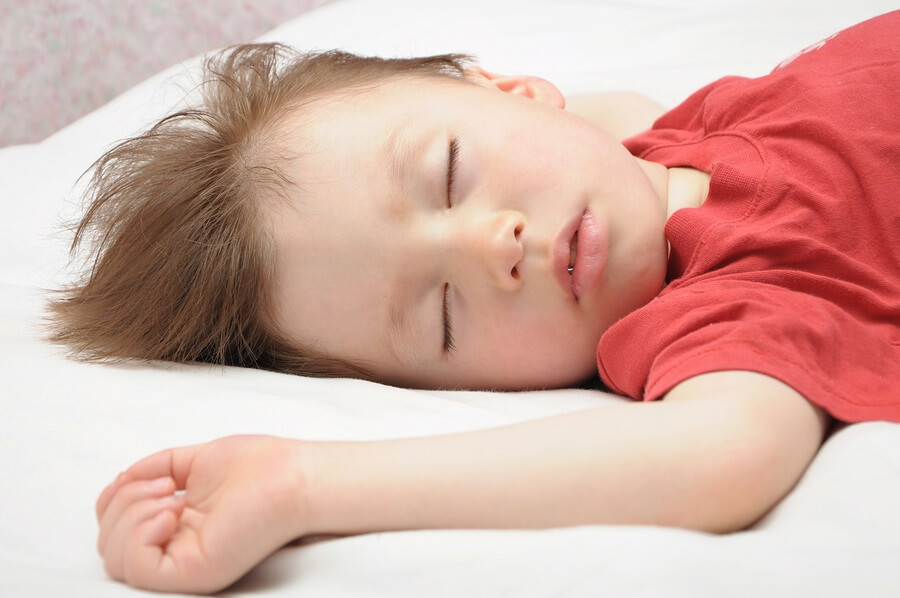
[603,12,900,424]
[623,78,720,155]
[597,279,900,423]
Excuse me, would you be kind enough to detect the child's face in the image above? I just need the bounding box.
[268,72,669,390]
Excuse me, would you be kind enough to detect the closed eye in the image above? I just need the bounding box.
[446,135,459,208]
[442,283,456,355]
[442,135,459,355]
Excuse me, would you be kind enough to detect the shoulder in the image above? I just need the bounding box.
[664,370,831,446]
[565,91,666,141]
[668,370,809,404]
[659,370,831,525]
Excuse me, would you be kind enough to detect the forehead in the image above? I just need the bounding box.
[282,74,477,148]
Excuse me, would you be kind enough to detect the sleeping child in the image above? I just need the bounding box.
[47,10,897,594]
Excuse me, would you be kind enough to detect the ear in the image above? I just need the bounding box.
[464,66,566,109]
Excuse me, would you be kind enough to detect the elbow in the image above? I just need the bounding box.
[695,441,791,534]
[675,404,824,534]
[659,373,828,534]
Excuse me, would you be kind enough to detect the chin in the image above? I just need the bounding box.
[527,357,599,391]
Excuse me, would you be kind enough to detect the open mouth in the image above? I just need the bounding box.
[553,208,604,302]
[567,233,577,275]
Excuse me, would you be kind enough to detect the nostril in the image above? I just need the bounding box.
[511,266,520,280]
[514,224,523,240]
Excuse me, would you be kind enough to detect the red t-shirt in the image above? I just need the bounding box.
[597,11,900,423]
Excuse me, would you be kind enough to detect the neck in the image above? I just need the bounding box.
[665,166,711,219]
[635,158,710,221]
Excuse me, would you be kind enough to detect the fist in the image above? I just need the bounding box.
[96,435,308,594]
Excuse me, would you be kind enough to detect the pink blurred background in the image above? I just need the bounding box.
[0,0,337,148]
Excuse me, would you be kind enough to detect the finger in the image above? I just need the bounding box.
[122,510,187,592]
[102,494,184,582]
[98,477,175,555]
[97,444,200,519]
[124,444,201,488]
[96,472,127,521]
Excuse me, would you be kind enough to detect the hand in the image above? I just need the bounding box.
[96,435,308,594]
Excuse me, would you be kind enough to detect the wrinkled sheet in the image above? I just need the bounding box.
[1,1,898,596]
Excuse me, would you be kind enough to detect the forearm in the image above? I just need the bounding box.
[299,393,816,537]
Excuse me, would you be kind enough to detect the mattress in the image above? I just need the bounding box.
[1,1,898,596]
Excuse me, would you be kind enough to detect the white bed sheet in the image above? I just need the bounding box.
[1,1,899,596]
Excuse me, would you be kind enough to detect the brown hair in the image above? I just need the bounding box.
[45,43,470,378]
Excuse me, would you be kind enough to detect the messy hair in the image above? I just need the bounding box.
[45,43,470,378]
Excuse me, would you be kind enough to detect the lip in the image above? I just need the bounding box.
[553,211,583,301]
[552,209,607,302]
[572,209,607,301]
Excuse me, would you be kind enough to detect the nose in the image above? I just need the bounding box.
[459,210,525,291]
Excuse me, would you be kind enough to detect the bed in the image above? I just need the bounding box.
[1,0,898,596]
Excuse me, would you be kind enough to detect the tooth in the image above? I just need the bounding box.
[568,233,577,274]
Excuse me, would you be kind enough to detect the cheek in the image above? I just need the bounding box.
[472,317,599,385]
[483,121,562,182]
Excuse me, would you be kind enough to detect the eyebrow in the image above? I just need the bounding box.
[383,119,429,219]
[380,122,430,368]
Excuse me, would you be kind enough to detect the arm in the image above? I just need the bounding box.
[304,371,828,535]
[565,91,666,141]
[96,371,828,593]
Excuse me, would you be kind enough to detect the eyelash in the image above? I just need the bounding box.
[442,137,459,355]
[446,136,459,208]
[442,283,456,354]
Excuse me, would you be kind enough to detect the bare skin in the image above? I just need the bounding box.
[96,372,827,593]
[267,70,700,391]
[95,78,829,593]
